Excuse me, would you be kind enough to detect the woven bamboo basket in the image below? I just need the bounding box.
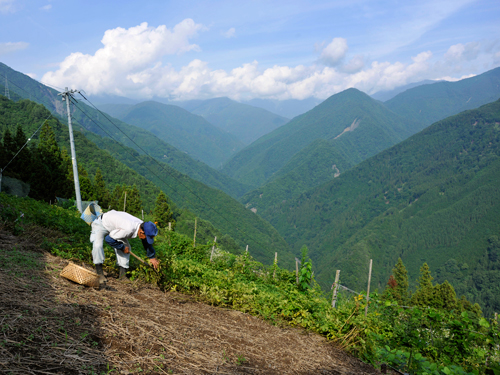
[60,262,100,288]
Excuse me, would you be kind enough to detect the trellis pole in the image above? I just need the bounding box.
[331,270,340,308]
[273,252,278,279]
[210,236,217,262]
[193,218,197,247]
[365,259,373,317]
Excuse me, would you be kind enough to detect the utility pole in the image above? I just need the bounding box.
[58,88,82,213]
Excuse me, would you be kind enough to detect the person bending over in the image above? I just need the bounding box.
[90,210,159,285]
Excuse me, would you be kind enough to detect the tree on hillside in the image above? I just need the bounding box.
[153,191,175,229]
[434,280,458,311]
[412,263,434,307]
[109,184,123,211]
[30,121,70,201]
[77,165,95,201]
[124,185,143,216]
[12,124,32,182]
[93,168,110,208]
[393,258,410,304]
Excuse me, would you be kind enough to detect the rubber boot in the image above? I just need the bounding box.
[118,266,128,280]
[95,264,107,287]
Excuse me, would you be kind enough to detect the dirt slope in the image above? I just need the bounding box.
[0,229,381,374]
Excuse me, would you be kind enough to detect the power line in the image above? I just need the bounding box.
[70,95,273,253]
[1,73,280,255]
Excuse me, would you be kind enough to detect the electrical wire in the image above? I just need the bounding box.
[1,116,51,172]
[2,72,284,255]
[70,94,274,253]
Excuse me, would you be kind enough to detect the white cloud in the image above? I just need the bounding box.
[40,4,52,11]
[445,42,481,62]
[0,41,29,55]
[42,20,203,94]
[42,23,496,102]
[222,27,236,38]
[26,73,37,79]
[319,38,348,66]
[0,0,15,13]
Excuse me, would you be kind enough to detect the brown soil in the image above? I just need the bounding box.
[0,229,383,374]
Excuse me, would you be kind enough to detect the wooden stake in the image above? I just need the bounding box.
[245,245,248,253]
[123,191,127,212]
[331,270,340,308]
[365,259,373,317]
[193,218,197,247]
[210,236,217,262]
[295,258,300,285]
[168,222,171,231]
[273,252,278,279]
[141,209,144,220]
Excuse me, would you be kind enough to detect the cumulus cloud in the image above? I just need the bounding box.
[445,42,480,62]
[0,41,29,56]
[222,27,236,38]
[319,38,348,66]
[42,20,203,94]
[41,23,495,102]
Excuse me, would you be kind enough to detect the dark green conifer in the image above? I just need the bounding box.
[93,168,110,208]
[435,280,458,310]
[393,258,409,305]
[153,191,175,229]
[123,185,142,215]
[412,263,435,307]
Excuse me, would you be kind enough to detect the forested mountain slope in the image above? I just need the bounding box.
[371,80,437,102]
[268,99,500,315]
[240,138,356,219]
[0,62,249,198]
[242,97,321,119]
[385,66,500,127]
[0,96,294,267]
[184,97,289,145]
[222,88,414,188]
[99,100,244,169]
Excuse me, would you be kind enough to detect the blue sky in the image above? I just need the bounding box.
[1,0,499,101]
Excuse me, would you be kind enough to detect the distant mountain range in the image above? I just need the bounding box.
[242,97,322,119]
[222,88,414,189]
[98,100,244,169]
[0,62,293,266]
[267,99,500,315]
[0,62,248,199]
[385,67,500,127]
[176,97,290,145]
[371,80,438,102]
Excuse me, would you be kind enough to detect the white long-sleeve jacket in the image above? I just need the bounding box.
[101,210,142,243]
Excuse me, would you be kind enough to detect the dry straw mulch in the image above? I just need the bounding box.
[0,230,381,374]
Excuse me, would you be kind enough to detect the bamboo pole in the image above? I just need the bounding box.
[273,252,277,279]
[123,191,127,212]
[295,258,300,285]
[332,270,340,308]
[210,236,217,262]
[365,259,373,317]
[193,218,197,247]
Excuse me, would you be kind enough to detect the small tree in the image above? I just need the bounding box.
[153,191,175,229]
[298,245,312,291]
[93,168,110,208]
[123,185,142,216]
[412,263,435,307]
[393,257,410,305]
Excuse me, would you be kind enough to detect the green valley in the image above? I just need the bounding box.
[267,98,500,316]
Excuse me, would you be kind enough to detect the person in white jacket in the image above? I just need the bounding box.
[90,210,159,285]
